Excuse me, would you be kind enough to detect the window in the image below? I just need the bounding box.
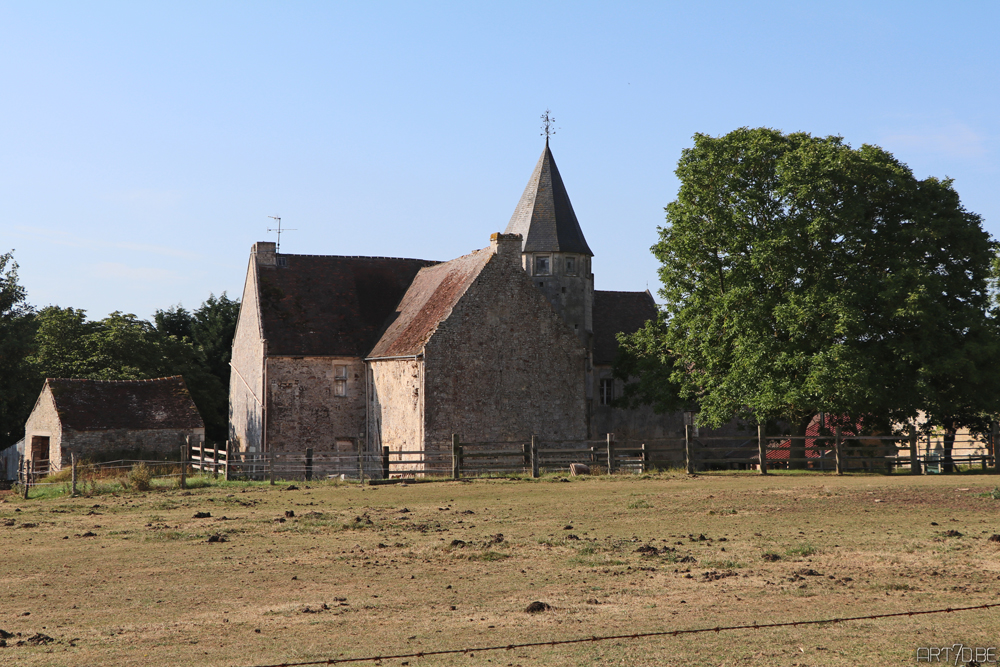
[599,379,614,406]
[334,365,348,397]
[276,257,288,267]
[534,255,550,275]
[565,256,576,275]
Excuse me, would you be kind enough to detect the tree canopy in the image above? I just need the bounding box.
[616,127,1000,438]
[21,294,240,443]
[0,252,37,448]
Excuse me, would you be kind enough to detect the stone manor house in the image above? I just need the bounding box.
[229,142,690,469]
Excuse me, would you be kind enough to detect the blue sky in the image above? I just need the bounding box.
[2,2,997,319]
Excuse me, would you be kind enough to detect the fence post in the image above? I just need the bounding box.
[305,447,313,482]
[834,426,843,475]
[268,449,275,485]
[452,434,461,480]
[989,421,1000,473]
[212,442,220,478]
[71,453,77,496]
[224,440,231,481]
[179,443,187,489]
[382,446,390,480]
[684,425,693,474]
[606,433,615,475]
[23,459,30,500]
[757,424,768,475]
[909,430,920,475]
[641,443,648,474]
[531,435,539,478]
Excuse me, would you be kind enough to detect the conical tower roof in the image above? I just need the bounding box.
[504,141,593,256]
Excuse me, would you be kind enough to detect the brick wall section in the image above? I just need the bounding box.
[266,356,366,452]
[422,234,588,445]
[229,249,266,452]
[370,359,423,468]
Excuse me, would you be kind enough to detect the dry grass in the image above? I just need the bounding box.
[2,472,1000,665]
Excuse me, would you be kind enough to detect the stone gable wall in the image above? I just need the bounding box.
[422,235,588,445]
[230,256,265,452]
[265,356,367,453]
[23,386,62,470]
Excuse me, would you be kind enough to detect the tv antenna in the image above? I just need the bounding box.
[267,215,296,253]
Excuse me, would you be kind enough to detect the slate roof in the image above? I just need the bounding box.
[257,255,438,357]
[368,248,492,358]
[592,290,658,365]
[504,141,593,256]
[45,377,204,431]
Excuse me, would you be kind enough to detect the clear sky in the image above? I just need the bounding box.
[2,2,997,320]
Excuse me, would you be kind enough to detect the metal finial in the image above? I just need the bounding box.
[540,109,558,142]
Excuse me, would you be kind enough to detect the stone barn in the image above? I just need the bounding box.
[23,376,205,474]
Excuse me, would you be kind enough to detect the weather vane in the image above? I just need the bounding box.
[267,215,296,254]
[540,109,558,143]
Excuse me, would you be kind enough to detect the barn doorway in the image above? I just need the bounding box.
[30,436,50,476]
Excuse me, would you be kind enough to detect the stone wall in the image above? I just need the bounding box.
[61,427,203,465]
[423,234,588,446]
[265,356,367,453]
[370,359,425,470]
[229,253,265,453]
[23,386,63,470]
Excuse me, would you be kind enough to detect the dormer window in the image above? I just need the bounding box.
[276,257,288,268]
[565,256,576,275]
[534,255,550,276]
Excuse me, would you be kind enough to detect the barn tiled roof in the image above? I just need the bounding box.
[592,290,658,365]
[257,255,438,357]
[504,141,593,256]
[368,248,493,359]
[46,377,204,431]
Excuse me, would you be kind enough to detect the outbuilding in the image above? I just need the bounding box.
[23,376,204,475]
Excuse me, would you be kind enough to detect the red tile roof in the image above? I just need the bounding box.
[766,414,864,460]
[368,248,492,358]
[257,254,438,357]
[46,377,204,431]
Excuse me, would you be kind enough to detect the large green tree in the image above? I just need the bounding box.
[0,252,37,448]
[30,305,232,441]
[617,128,1000,458]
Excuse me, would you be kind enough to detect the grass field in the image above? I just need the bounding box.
[3,470,1000,666]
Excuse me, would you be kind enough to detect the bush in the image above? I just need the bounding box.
[126,463,153,492]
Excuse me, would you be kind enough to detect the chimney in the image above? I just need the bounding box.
[252,241,276,267]
[490,233,522,260]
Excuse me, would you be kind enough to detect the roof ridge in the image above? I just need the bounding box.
[47,376,184,384]
[276,253,440,262]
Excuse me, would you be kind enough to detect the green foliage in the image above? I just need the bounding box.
[26,294,239,441]
[617,127,1000,435]
[125,463,153,492]
[0,251,38,448]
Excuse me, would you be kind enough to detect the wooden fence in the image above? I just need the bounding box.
[184,428,997,481]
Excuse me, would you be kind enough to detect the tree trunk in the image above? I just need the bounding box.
[942,420,957,473]
[788,415,812,470]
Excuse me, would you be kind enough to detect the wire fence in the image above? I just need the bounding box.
[243,602,1000,667]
